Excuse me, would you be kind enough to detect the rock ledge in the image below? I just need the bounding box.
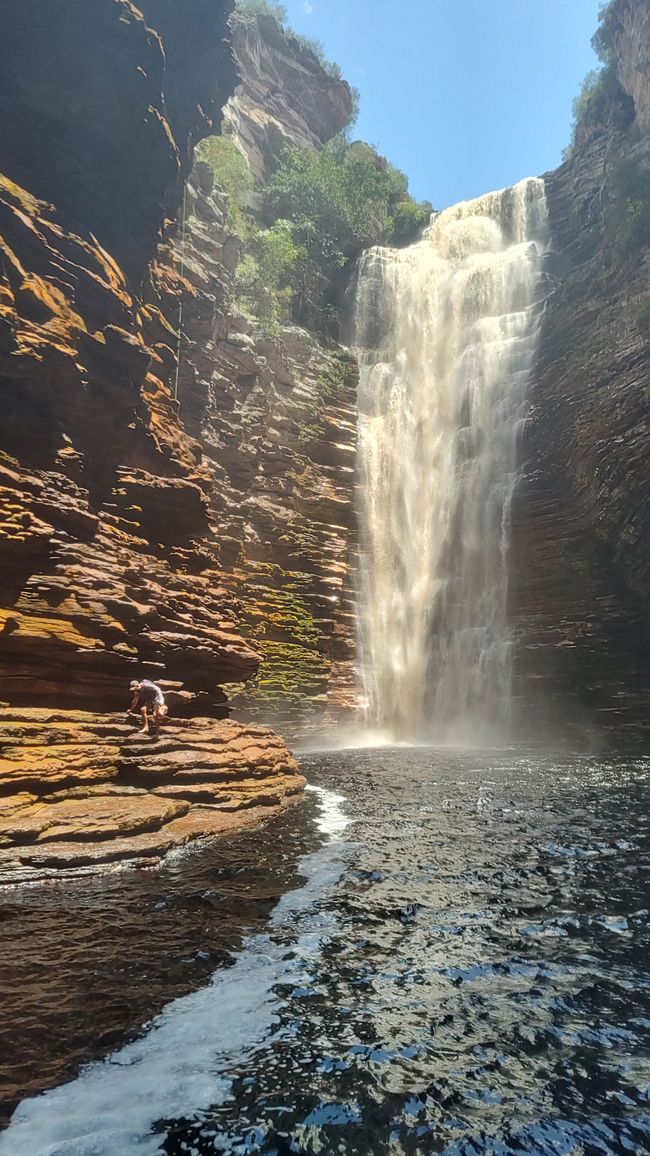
[0,710,304,881]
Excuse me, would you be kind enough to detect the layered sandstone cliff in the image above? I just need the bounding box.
[512,0,650,745]
[225,12,353,183]
[0,0,307,870]
[166,14,360,737]
[169,167,359,736]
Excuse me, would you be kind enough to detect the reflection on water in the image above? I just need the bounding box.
[0,800,319,1125]
[2,748,650,1154]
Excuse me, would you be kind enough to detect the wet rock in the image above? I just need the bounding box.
[512,0,650,745]
[0,709,304,879]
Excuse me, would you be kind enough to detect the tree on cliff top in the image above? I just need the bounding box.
[235,0,288,22]
[260,139,431,330]
[564,0,626,158]
[234,0,352,90]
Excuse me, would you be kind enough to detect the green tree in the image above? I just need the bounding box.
[236,219,305,325]
[260,139,431,330]
[592,1,618,65]
[194,135,252,233]
[564,1,624,158]
[388,199,433,246]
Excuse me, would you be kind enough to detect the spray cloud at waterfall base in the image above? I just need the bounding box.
[354,178,550,747]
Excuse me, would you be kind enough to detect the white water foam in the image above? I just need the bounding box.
[0,788,351,1156]
[354,177,550,745]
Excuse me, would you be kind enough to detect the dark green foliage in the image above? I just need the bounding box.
[260,139,431,329]
[564,65,622,157]
[195,135,252,219]
[235,219,305,325]
[592,1,618,65]
[387,198,434,246]
[235,0,288,22]
[564,2,623,158]
[608,156,650,255]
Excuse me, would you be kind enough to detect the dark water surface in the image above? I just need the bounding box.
[2,747,650,1155]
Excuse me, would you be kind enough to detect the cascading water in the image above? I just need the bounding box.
[354,177,549,744]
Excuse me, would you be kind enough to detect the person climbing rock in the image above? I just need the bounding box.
[127,679,167,737]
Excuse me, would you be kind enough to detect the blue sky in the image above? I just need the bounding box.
[282,0,603,208]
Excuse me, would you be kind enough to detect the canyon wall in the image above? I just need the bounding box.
[512,0,650,746]
[0,0,313,873]
[169,12,359,737]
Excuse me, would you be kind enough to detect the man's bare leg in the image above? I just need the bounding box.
[139,706,149,735]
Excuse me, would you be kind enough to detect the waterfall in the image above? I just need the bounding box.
[354,177,549,744]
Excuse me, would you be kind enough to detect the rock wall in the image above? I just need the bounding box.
[0,0,251,715]
[225,12,354,183]
[0,0,307,870]
[512,0,650,746]
[168,16,360,738]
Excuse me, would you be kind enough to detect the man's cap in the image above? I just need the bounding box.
[129,680,140,689]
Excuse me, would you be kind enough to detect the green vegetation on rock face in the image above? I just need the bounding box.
[235,219,305,325]
[217,136,431,333]
[560,2,650,264]
[195,134,253,233]
[234,0,352,87]
[197,131,431,334]
[607,155,650,255]
[216,3,431,334]
[564,2,627,158]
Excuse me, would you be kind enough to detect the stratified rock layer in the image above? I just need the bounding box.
[0,0,314,873]
[0,710,303,881]
[170,166,359,736]
[160,11,359,737]
[225,12,353,182]
[0,0,247,715]
[512,0,650,745]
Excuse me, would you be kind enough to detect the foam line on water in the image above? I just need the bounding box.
[0,787,351,1156]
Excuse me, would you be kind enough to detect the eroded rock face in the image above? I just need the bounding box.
[0,0,236,286]
[159,7,361,737]
[613,0,650,133]
[512,0,650,745]
[170,163,359,737]
[225,12,353,183]
[0,0,257,716]
[0,0,312,871]
[0,709,303,882]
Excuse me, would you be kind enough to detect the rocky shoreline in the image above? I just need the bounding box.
[0,710,303,883]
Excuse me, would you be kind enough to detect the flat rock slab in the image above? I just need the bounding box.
[0,710,305,881]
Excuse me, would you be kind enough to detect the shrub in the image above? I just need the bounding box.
[235,0,288,23]
[388,198,433,246]
[236,219,305,325]
[194,135,252,232]
[565,64,622,157]
[608,156,650,254]
[564,2,624,158]
[592,1,618,65]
